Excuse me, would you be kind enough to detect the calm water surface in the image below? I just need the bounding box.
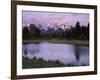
[22,42,89,66]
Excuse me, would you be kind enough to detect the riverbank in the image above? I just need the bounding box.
[22,57,66,69]
[23,39,89,46]
[22,57,87,69]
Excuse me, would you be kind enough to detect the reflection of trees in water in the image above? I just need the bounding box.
[24,49,28,56]
[23,45,28,56]
[23,44,40,56]
[29,49,39,54]
[74,46,80,61]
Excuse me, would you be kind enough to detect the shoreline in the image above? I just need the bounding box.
[22,57,88,69]
[23,39,89,46]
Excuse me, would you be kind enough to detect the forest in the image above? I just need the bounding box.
[22,21,89,44]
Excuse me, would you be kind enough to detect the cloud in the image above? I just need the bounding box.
[22,11,89,27]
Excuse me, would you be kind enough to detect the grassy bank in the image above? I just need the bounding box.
[22,57,88,69]
[22,57,66,69]
[23,39,89,46]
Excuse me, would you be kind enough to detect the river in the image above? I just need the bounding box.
[22,42,89,66]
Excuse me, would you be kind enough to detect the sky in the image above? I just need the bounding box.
[22,11,89,29]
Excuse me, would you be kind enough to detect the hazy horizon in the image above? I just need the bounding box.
[22,11,89,29]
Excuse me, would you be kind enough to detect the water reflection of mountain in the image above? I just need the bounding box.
[23,42,89,67]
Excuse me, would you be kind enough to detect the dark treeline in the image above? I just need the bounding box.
[22,21,89,40]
